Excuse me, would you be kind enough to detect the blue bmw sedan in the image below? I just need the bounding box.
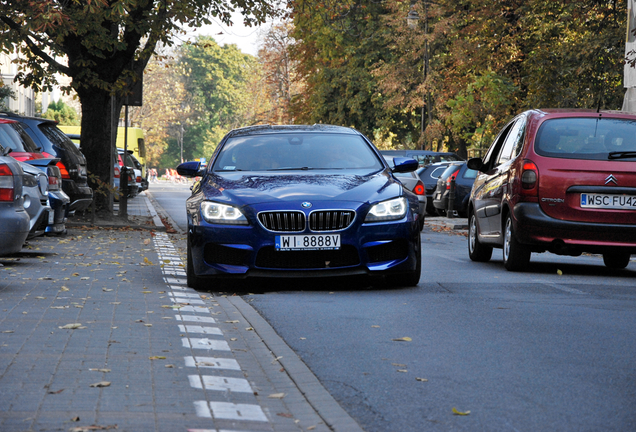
[177,125,422,288]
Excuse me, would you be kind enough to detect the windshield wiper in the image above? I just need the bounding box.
[608,151,636,160]
[268,166,313,171]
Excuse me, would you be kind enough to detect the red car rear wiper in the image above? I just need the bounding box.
[608,151,636,160]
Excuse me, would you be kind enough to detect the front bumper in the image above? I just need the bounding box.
[189,204,420,280]
[513,202,636,252]
[62,179,93,212]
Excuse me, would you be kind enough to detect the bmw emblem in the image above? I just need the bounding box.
[301,202,312,209]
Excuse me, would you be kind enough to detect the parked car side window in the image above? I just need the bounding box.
[496,117,526,165]
[482,121,514,171]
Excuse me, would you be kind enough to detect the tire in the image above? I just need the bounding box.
[436,208,446,216]
[186,236,207,290]
[468,211,492,262]
[603,252,631,269]
[502,214,531,271]
[392,234,422,287]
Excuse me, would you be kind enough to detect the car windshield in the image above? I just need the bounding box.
[535,117,636,161]
[213,132,383,172]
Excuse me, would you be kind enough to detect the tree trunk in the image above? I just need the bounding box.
[76,87,123,216]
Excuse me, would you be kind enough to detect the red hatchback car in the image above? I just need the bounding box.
[467,109,636,271]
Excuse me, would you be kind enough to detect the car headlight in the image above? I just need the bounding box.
[365,197,408,222]
[201,201,248,225]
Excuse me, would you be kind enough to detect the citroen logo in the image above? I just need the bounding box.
[301,202,312,209]
[605,174,618,185]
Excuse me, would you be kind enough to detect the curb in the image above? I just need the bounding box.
[227,296,366,432]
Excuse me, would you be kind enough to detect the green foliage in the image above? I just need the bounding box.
[177,36,259,160]
[290,0,414,142]
[42,100,80,125]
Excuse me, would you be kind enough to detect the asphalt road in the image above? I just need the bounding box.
[152,181,636,432]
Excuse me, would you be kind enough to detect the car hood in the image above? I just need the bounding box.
[200,169,401,206]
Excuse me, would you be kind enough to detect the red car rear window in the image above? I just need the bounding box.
[534,118,636,161]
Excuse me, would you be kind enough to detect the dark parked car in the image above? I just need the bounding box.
[417,161,452,215]
[380,150,463,166]
[0,154,30,255]
[467,109,636,271]
[177,125,422,288]
[0,112,93,214]
[432,162,477,218]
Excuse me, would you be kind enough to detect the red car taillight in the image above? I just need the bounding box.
[0,163,15,201]
[56,161,70,179]
[413,180,425,195]
[520,160,539,200]
[136,175,142,183]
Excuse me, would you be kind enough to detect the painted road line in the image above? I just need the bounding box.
[179,306,210,313]
[169,292,203,299]
[208,402,268,422]
[172,297,206,305]
[176,315,217,323]
[188,375,253,392]
[184,356,241,370]
[182,338,230,351]
[178,325,223,335]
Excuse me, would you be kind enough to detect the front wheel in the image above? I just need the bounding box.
[468,212,492,262]
[502,214,530,271]
[602,252,631,269]
[187,236,207,290]
[392,235,422,287]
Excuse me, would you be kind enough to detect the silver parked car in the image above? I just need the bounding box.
[18,161,52,239]
[0,154,30,255]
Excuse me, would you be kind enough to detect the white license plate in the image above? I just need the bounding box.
[581,193,636,209]
[275,234,340,251]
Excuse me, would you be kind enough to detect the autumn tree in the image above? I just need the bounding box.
[42,100,80,125]
[0,0,280,214]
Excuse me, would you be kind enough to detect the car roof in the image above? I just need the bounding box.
[226,124,360,138]
[0,112,57,125]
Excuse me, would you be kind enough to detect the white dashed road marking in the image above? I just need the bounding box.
[153,232,269,427]
[188,375,253,393]
[184,356,241,370]
[178,325,223,335]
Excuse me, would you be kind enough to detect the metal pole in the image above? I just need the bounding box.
[119,105,129,218]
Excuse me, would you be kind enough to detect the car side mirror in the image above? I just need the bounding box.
[467,157,485,172]
[177,161,203,178]
[392,157,419,173]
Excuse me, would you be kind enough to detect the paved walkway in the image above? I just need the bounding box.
[0,193,362,432]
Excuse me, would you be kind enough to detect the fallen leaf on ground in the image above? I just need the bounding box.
[392,363,406,367]
[268,393,286,398]
[60,286,70,291]
[452,407,470,416]
[48,389,64,394]
[416,377,428,382]
[149,356,166,360]
[397,369,408,373]
[277,413,293,418]
[225,320,239,323]
[89,369,111,373]
[557,269,563,275]
[392,337,412,342]
[59,323,83,329]
[2,330,14,333]
[89,381,111,388]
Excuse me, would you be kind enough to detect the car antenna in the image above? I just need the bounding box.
[596,85,605,113]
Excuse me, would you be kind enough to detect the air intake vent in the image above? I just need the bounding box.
[309,210,355,231]
[258,211,306,232]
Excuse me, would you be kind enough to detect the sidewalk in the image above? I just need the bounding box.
[0,193,362,432]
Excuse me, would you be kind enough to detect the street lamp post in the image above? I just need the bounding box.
[407,1,432,150]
